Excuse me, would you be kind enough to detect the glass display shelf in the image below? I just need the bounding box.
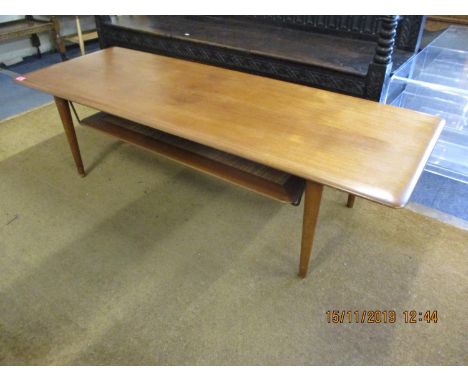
[384,26,468,183]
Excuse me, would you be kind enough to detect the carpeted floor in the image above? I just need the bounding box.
[0,104,467,365]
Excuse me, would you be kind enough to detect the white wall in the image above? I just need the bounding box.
[0,15,96,65]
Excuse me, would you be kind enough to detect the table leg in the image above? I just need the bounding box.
[298,180,323,278]
[347,194,356,208]
[54,97,85,177]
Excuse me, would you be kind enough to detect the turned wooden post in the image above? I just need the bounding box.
[366,15,400,101]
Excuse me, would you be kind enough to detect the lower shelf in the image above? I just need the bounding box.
[81,112,305,204]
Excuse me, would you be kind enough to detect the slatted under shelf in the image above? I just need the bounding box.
[81,112,305,204]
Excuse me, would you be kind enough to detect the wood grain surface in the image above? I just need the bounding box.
[17,47,444,207]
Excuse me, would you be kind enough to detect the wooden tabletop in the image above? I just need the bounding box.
[17,47,444,207]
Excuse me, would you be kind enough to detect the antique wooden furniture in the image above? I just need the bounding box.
[0,16,64,59]
[15,47,444,278]
[95,15,425,102]
[426,16,468,31]
[57,16,98,58]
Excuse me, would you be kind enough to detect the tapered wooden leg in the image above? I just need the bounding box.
[347,194,355,208]
[54,97,85,177]
[298,181,323,278]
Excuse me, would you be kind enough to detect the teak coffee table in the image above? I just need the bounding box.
[16,47,444,278]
